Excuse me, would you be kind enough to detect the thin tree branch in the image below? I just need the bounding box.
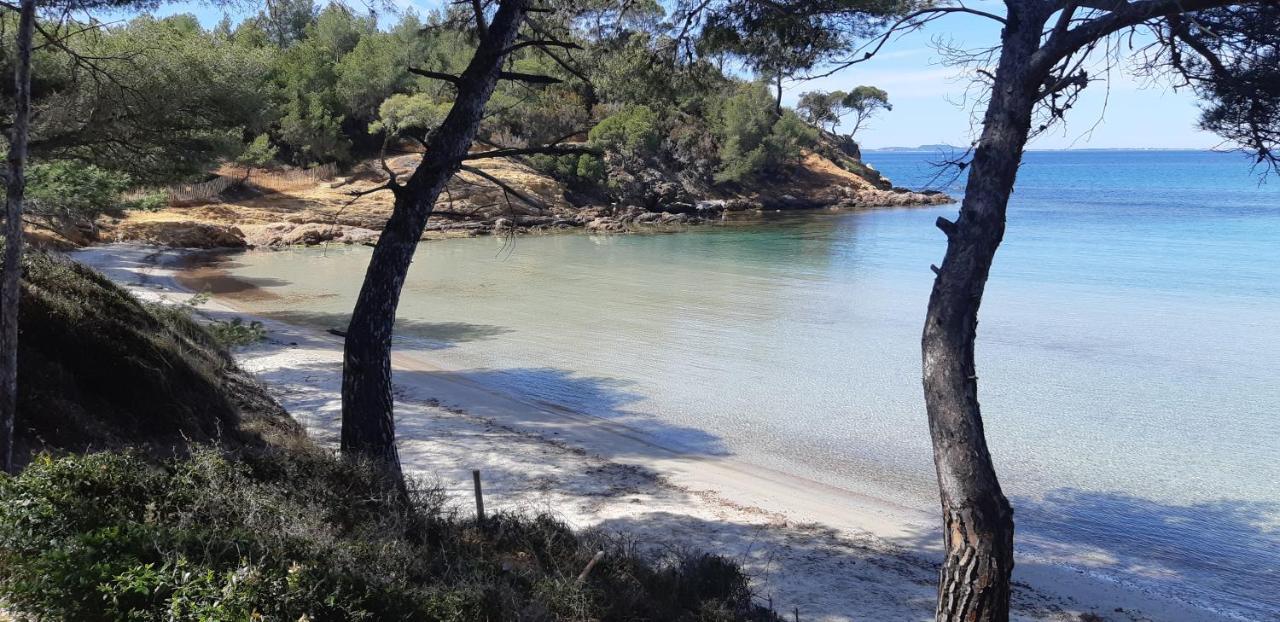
[498,70,562,84]
[501,39,582,55]
[459,164,547,212]
[409,67,461,84]
[461,144,599,161]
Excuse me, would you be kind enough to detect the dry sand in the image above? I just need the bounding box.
[72,243,1236,622]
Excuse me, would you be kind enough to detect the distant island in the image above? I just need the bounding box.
[866,144,966,152]
[867,144,1213,152]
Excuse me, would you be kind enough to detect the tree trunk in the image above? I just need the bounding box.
[340,0,529,482]
[921,6,1048,621]
[774,70,784,115]
[1,0,35,474]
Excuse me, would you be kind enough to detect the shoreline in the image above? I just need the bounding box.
[71,242,1243,622]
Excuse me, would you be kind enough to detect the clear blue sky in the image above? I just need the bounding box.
[139,0,1217,151]
[783,9,1216,150]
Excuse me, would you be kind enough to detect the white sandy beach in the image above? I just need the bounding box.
[72,243,1238,622]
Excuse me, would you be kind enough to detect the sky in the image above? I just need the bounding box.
[137,0,1218,151]
[782,10,1217,150]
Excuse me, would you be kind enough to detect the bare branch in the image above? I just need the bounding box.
[462,144,599,161]
[501,39,582,55]
[804,6,1006,80]
[498,70,562,84]
[459,164,547,212]
[409,67,461,84]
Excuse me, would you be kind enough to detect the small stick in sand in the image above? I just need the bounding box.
[576,550,606,585]
[472,469,485,524]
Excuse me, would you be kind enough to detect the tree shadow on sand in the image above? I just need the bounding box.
[594,490,1279,621]
[390,366,730,457]
[1010,489,1280,620]
[262,310,512,350]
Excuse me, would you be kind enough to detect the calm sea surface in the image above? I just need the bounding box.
[208,150,1279,620]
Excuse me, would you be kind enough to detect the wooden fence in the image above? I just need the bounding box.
[165,163,340,205]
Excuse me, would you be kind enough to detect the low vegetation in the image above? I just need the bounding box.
[0,447,779,621]
[11,250,296,463]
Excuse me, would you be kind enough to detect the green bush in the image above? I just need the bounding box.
[712,85,817,184]
[121,191,169,212]
[589,105,662,160]
[26,161,132,226]
[0,449,781,622]
[368,93,451,137]
[207,317,268,348]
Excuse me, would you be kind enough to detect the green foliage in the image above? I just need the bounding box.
[335,33,411,120]
[712,83,814,183]
[697,1,905,87]
[121,192,169,213]
[369,93,451,137]
[797,90,845,130]
[236,133,279,169]
[576,153,607,181]
[842,85,891,134]
[206,317,268,348]
[4,13,274,183]
[1,3,894,196]
[589,105,661,159]
[262,0,316,47]
[26,161,131,226]
[0,448,780,622]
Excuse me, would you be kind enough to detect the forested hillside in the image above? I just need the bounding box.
[2,1,942,248]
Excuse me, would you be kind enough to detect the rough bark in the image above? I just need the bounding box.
[1,0,35,474]
[921,5,1048,621]
[340,0,529,482]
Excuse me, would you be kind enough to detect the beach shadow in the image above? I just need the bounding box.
[1010,489,1280,619]
[590,490,1280,620]
[586,512,1085,621]
[260,311,512,350]
[390,366,730,457]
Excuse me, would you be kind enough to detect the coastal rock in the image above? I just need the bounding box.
[836,188,952,208]
[114,221,246,249]
[611,205,646,223]
[246,222,380,247]
[585,217,630,233]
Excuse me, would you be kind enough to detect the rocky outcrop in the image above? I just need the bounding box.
[113,221,246,249]
[245,222,380,247]
[102,145,954,249]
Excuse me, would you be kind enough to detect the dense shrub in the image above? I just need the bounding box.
[712,84,816,184]
[588,105,662,160]
[0,449,781,622]
[26,161,131,227]
[369,93,452,138]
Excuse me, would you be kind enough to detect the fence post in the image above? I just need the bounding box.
[472,469,485,524]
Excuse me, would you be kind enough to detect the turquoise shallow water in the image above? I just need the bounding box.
[210,150,1279,620]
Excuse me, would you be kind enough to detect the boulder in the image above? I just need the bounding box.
[114,221,246,249]
[585,217,628,233]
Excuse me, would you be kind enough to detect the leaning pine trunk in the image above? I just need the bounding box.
[921,6,1045,621]
[340,0,529,482]
[1,0,35,474]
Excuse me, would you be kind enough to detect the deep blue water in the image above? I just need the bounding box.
[217,150,1280,620]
